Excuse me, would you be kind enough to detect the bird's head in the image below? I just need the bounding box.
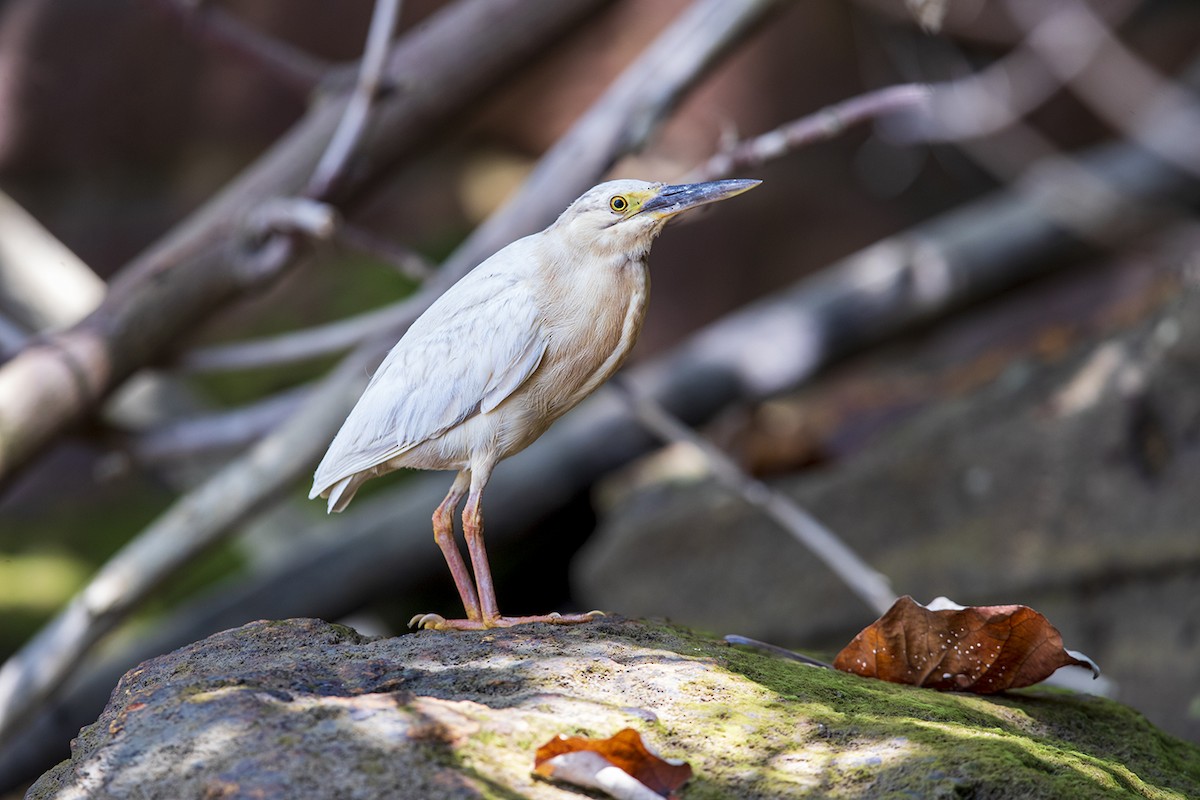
[550,178,761,259]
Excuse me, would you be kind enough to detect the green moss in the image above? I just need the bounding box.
[323,621,373,642]
[31,617,1198,800]
[554,621,1200,799]
[692,635,1200,799]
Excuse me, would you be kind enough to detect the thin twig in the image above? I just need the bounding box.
[307,0,403,200]
[878,22,1200,250]
[9,127,1200,786]
[0,0,600,489]
[723,635,831,668]
[867,2,1123,151]
[0,0,779,749]
[118,386,310,464]
[877,22,1082,146]
[1008,0,1200,180]
[611,378,896,617]
[177,304,406,373]
[181,77,921,375]
[336,221,435,282]
[150,0,329,95]
[249,197,339,240]
[0,0,610,746]
[686,83,931,181]
[235,0,403,284]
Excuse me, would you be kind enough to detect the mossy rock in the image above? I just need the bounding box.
[28,617,1199,799]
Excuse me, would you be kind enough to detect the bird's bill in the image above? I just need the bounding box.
[635,178,761,220]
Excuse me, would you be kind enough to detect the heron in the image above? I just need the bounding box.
[310,177,760,630]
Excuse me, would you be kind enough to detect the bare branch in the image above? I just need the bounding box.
[335,221,435,282]
[0,191,105,332]
[307,0,403,199]
[177,0,847,377]
[178,304,405,374]
[686,83,931,182]
[0,0,781,746]
[884,48,1066,144]
[248,197,339,240]
[879,25,1200,249]
[905,0,949,33]
[612,379,897,616]
[7,122,1200,781]
[0,345,375,748]
[149,0,329,95]
[117,387,309,464]
[0,0,608,489]
[881,0,1138,146]
[1008,0,1200,180]
[177,226,433,376]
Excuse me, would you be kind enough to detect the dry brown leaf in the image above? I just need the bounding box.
[834,595,1099,694]
[534,728,692,798]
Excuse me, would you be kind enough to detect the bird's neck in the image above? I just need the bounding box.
[532,244,650,414]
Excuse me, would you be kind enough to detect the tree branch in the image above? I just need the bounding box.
[0,190,104,334]
[306,0,403,199]
[5,123,1200,786]
[179,77,924,375]
[0,0,609,490]
[611,379,896,616]
[116,386,309,465]
[0,0,782,748]
[686,83,930,182]
[335,221,435,282]
[1008,0,1200,180]
[149,0,330,96]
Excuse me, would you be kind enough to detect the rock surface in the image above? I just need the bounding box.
[28,617,1200,799]
[576,270,1200,742]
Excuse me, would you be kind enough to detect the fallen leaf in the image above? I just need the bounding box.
[834,595,1100,693]
[534,728,692,799]
[534,750,664,800]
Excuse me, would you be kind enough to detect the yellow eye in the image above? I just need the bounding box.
[609,195,629,213]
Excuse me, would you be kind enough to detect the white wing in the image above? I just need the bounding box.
[311,252,547,496]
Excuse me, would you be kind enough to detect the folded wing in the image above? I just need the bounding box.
[310,268,547,501]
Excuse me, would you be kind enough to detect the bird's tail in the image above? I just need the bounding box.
[311,475,357,514]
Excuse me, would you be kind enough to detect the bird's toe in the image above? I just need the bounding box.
[408,612,448,630]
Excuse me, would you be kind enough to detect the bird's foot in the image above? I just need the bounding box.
[408,610,604,631]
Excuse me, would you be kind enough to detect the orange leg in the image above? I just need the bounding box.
[462,476,501,622]
[410,465,602,631]
[430,471,480,621]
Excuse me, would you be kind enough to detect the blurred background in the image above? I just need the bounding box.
[1,0,1199,791]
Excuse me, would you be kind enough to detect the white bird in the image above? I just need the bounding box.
[310,178,760,630]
